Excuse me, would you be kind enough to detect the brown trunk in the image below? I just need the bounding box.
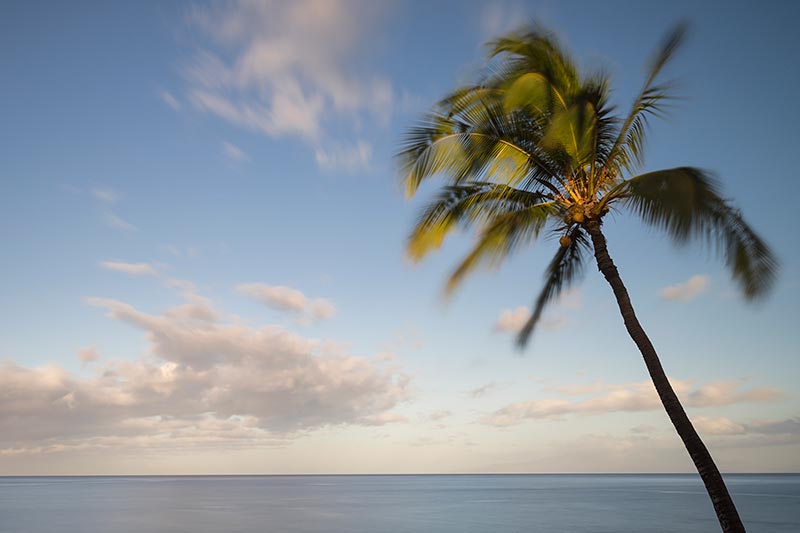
[584,218,745,533]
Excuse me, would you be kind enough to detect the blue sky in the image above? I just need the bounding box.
[1,0,798,474]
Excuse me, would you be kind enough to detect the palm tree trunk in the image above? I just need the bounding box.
[583,218,745,533]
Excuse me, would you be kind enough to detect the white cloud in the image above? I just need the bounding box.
[184,0,395,171]
[236,283,307,312]
[102,210,138,232]
[659,275,710,301]
[309,298,336,321]
[314,141,372,173]
[480,2,528,39]
[236,283,336,323]
[0,289,410,454]
[77,346,100,366]
[222,141,248,162]
[99,261,159,277]
[92,187,118,204]
[466,382,503,398]
[693,416,800,437]
[159,90,181,111]
[692,416,746,436]
[422,410,452,422]
[494,307,530,333]
[494,289,581,333]
[483,378,783,427]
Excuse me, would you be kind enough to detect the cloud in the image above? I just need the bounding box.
[236,283,336,323]
[92,187,118,204]
[483,378,783,427]
[494,307,530,333]
[159,90,181,111]
[77,347,100,366]
[693,416,800,437]
[222,141,248,162]
[314,141,372,173]
[89,186,138,231]
[99,261,159,277]
[422,410,452,422]
[659,275,710,301]
[480,2,528,39]
[0,289,410,455]
[494,289,581,333]
[102,210,138,232]
[183,0,395,170]
[466,382,503,398]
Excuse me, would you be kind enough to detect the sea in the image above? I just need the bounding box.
[0,474,797,532]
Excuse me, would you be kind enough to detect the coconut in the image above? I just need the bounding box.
[559,235,572,247]
[572,210,585,223]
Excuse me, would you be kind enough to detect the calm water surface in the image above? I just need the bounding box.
[0,474,797,532]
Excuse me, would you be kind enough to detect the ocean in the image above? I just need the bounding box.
[0,474,797,532]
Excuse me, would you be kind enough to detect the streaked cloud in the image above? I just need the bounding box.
[659,275,710,301]
[314,140,372,173]
[159,89,181,111]
[494,307,530,333]
[494,289,581,333]
[99,260,159,277]
[77,346,100,366]
[466,382,503,398]
[101,210,138,232]
[236,283,336,323]
[483,378,783,427]
[184,0,395,171]
[92,187,118,204]
[222,141,248,162]
[0,288,410,455]
[693,415,800,437]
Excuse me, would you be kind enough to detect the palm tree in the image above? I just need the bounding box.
[397,23,776,533]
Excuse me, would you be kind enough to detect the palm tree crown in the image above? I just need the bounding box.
[398,23,776,347]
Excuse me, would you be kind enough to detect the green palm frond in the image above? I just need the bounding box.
[487,25,579,99]
[517,227,591,347]
[445,201,557,294]
[399,95,564,198]
[407,183,550,261]
[600,22,687,180]
[620,167,777,299]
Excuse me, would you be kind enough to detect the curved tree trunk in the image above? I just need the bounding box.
[584,218,745,533]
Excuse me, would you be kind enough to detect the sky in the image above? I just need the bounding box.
[1,0,799,475]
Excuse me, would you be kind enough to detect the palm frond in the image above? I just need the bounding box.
[407,183,549,261]
[487,24,579,99]
[600,22,687,180]
[517,227,591,347]
[621,167,777,299]
[398,94,565,198]
[445,201,558,294]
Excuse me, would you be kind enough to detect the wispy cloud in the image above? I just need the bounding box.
[92,187,118,204]
[77,346,100,367]
[159,90,181,111]
[483,378,783,427]
[236,283,336,323]
[90,185,138,231]
[693,415,800,437]
[314,140,372,173]
[183,0,395,172]
[494,289,581,333]
[99,260,159,277]
[659,275,710,301]
[222,141,248,162]
[494,307,530,333]
[466,382,503,398]
[102,210,138,232]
